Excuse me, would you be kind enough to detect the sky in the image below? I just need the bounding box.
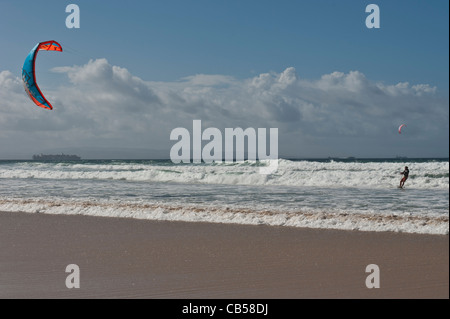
[0,0,448,159]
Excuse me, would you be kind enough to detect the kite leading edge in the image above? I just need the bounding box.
[22,40,63,110]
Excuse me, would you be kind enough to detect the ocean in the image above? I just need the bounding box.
[0,158,448,235]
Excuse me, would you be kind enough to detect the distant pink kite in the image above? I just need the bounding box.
[398,124,407,134]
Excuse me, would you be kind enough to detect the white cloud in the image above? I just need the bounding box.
[0,59,448,158]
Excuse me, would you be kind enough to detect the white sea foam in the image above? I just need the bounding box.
[0,159,448,189]
[0,198,448,235]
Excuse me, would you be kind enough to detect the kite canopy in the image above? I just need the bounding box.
[22,40,63,110]
[398,124,407,134]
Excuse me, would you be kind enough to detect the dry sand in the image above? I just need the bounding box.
[0,211,448,299]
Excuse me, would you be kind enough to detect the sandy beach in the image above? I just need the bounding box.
[0,211,448,299]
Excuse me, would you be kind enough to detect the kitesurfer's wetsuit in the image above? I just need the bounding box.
[402,168,409,179]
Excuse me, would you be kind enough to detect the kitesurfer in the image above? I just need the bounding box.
[400,166,409,188]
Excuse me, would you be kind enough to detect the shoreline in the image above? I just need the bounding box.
[1,198,448,235]
[0,211,448,299]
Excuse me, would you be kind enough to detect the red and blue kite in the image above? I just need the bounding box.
[22,41,63,110]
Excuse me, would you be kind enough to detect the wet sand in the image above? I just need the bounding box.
[0,211,448,299]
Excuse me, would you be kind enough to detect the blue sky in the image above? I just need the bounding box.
[0,0,448,159]
[2,0,448,85]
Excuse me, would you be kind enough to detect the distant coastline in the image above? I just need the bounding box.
[0,156,447,162]
[32,153,82,161]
